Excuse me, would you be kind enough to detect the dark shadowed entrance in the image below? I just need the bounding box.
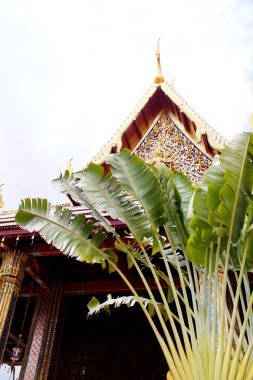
[55,295,167,380]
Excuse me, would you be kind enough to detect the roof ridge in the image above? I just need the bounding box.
[92,80,228,165]
[92,83,158,164]
[161,81,228,149]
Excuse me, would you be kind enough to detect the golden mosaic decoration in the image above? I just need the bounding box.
[0,184,3,209]
[135,111,211,186]
[0,250,29,294]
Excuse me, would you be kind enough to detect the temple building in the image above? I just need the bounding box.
[0,45,225,379]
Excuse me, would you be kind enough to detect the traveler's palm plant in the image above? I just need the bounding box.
[16,133,253,379]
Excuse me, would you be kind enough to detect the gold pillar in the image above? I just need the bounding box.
[0,250,29,363]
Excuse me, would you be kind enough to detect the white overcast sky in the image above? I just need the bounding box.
[0,0,253,212]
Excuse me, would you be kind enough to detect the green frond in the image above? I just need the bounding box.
[74,162,153,241]
[87,294,169,321]
[53,170,116,234]
[187,133,253,269]
[16,198,112,265]
[106,149,167,229]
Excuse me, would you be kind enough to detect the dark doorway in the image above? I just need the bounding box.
[55,295,167,380]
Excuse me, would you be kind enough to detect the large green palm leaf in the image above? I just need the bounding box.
[186,133,253,269]
[15,198,114,265]
[75,162,153,241]
[106,149,168,229]
[106,150,190,252]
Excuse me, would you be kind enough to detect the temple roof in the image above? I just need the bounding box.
[1,46,228,218]
[92,80,227,165]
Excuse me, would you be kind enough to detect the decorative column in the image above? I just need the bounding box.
[19,281,63,380]
[37,281,63,379]
[0,250,29,363]
[19,289,51,380]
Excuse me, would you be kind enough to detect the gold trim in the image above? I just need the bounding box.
[0,251,29,363]
[160,82,227,150]
[65,159,73,176]
[92,80,226,165]
[92,84,158,165]
[0,184,3,209]
[154,39,164,84]
[132,110,165,155]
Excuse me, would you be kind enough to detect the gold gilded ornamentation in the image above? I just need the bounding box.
[135,112,211,186]
[92,79,226,166]
[0,251,29,363]
[0,184,3,209]
[154,39,164,84]
[0,251,29,293]
[66,159,73,176]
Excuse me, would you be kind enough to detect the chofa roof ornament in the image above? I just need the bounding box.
[154,38,165,84]
[0,184,3,209]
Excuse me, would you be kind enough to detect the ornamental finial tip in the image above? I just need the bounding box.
[154,38,164,84]
[66,159,73,176]
[0,184,4,209]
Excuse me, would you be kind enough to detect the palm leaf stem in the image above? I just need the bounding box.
[202,247,214,377]
[105,234,188,378]
[192,264,202,340]
[163,223,205,379]
[138,244,192,380]
[114,235,187,344]
[208,252,219,380]
[228,296,253,379]
[226,276,245,352]
[245,360,253,380]
[221,238,249,378]
[163,207,202,359]
[108,223,194,377]
[121,243,187,378]
[214,224,235,377]
[242,274,253,353]
[154,231,202,380]
[238,336,253,380]
[231,300,253,378]
[227,243,253,379]
[206,245,214,348]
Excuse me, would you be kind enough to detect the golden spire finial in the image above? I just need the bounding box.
[66,159,73,176]
[154,38,164,84]
[0,184,4,209]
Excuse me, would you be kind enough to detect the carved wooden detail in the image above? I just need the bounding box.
[135,112,212,186]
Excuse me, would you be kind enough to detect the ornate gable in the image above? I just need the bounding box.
[135,111,211,186]
[93,81,225,186]
[93,44,226,185]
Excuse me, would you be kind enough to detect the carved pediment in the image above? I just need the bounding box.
[135,111,211,186]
